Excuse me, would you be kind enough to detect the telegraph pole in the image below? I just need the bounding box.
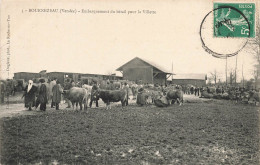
[226,56,228,86]
[235,54,238,86]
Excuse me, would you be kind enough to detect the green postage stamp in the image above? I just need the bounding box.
[214,2,255,38]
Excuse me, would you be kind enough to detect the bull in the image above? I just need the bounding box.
[95,89,128,110]
[63,87,90,110]
[166,89,184,106]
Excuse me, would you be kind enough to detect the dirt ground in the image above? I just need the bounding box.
[0,94,259,164]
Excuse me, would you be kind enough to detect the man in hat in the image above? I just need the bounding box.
[35,79,48,111]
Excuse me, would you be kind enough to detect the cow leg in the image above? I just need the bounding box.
[89,99,92,108]
[79,101,82,110]
[76,102,78,110]
[72,102,75,110]
[84,99,88,110]
[176,98,182,106]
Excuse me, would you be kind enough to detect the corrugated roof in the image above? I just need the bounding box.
[117,57,174,74]
[173,73,206,80]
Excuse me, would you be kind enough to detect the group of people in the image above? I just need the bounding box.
[23,78,63,111]
[182,85,202,96]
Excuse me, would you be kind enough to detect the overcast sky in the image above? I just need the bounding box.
[0,0,257,81]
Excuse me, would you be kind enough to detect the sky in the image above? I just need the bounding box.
[0,0,258,81]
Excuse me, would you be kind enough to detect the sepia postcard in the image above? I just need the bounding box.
[0,0,259,164]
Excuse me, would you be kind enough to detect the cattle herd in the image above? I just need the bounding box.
[61,82,184,110]
[0,78,259,109]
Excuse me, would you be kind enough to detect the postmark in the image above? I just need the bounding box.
[199,2,256,59]
[214,3,255,38]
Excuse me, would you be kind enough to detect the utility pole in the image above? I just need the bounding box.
[235,54,238,86]
[242,63,244,88]
[171,61,173,83]
[226,56,228,86]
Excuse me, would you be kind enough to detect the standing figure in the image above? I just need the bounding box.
[197,87,200,96]
[122,82,129,106]
[64,79,72,108]
[23,80,38,110]
[71,80,76,87]
[52,80,63,110]
[49,78,57,108]
[194,87,197,96]
[89,83,99,108]
[190,86,194,95]
[35,79,48,111]
[0,81,6,104]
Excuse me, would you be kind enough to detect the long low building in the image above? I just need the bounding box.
[14,71,122,84]
[172,73,207,86]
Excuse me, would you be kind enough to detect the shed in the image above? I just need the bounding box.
[172,73,207,86]
[116,57,173,85]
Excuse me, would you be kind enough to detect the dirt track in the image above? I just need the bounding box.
[0,94,206,119]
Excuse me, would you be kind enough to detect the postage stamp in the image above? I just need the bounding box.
[214,3,255,38]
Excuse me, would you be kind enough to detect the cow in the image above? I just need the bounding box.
[113,82,122,89]
[63,87,90,110]
[248,91,260,106]
[154,96,169,107]
[95,89,128,110]
[82,84,92,93]
[166,89,184,106]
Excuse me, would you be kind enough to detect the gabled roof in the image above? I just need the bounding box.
[172,73,206,80]
[116,57,174,74]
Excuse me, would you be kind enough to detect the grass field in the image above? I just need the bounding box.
[0,100,259,165]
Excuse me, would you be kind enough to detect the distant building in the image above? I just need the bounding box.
[116,57,173,85]
[14,72,41,82]
[14,71,122,85]
[172,73,206,86]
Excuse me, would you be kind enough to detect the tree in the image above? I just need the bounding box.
[210,69,221,84]
[246,11,260,89]
[229,69,236,85]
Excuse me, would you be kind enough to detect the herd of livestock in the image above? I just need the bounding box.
[59,81,260,110]
[0,79,259,110]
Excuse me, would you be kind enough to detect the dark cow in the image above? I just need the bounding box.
[96,89,128,110]
[166,89,184,106]
[63,87,90,110]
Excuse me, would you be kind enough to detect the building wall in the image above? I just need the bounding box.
[14,72,41,82]
[123,67,153,84]
[172,79,206,86]
[47,72,65,83]
[120,58,168,84]
[154,73,166,85]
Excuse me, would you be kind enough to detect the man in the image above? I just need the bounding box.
[71,80,76,87]
[64,79,72,108]
[49,78,57,108]
[23,80,38,110]
[35,79,48,111]
[197,87,200,96]
[194,87,197,96]
[52,80,63,110]
[89,83,99,108]
[122,82,129,106]
[0,81,6,104]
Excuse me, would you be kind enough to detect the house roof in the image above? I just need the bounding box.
[116,57,174,74]
[172,73,206,80]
